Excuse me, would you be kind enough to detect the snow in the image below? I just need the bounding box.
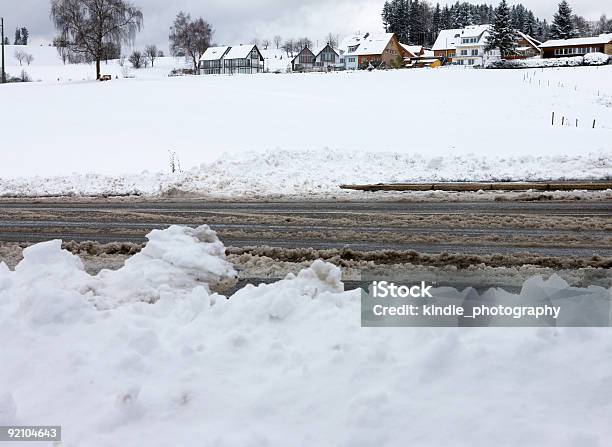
[539,33,612,48]
[1,225,611,445]
[261,48,291,73]
[200,46,230,61]
[432,28,463,50]
[490,54,610,69]
[223,44,257,60]
[353,33,394,55]
[1,53,611,197]
[0,148,610,198]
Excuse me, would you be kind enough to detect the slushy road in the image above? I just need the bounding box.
[0,199,610,257]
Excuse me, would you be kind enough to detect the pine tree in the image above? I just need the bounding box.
[20,27,29,45]
[382,1,392,32]
[485,0,517,56]
[550,1,577,39]
[432,3,441,37]
[14,28,22,45]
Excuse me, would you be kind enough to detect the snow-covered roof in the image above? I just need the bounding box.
[338,34,368,54]
[200,46,230,61]
[312,44,339,58]
[540,33,612,48]
[432,29,463,50]
[517,31,542,49]
[353,33,395,56]
[400,44,423,57]
[460,24,490,39]
[224,44,259,59]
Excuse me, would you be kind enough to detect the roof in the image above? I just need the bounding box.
[517,31,542,49]
[432,28,463,50]
[460,24,490,39]
[539,33,612,48]
[224,44,259,59]
[400,44,422,57]
[338,33,368,54]
[353,33,395,56]
[291,46,316,62]
[200,46,230,61]
[312,44,339,58]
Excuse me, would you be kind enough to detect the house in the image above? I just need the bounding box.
[313,44,341,70]
[338,33,369,70]
[539,33,612,58]
[223,44,264,74]
[432,28,463,62]
[401,43,439,68]
[340,33,409,69]
[291,44,341,72]
[512,32,542,59]
[453,25,500,67]
[199,46,230,74]
[291,46,316,72]
[198,44,264,75]
[433,26,540,66]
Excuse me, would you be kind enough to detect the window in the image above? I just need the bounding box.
[348,57,355,63]
[468,59,475,65]
[461,50,468,56]
[471,49,478,56]
[348,45,359,52]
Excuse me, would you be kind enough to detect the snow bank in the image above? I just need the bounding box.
[489,53,610,69]
[1,226,611,445]
[1,148,610,198]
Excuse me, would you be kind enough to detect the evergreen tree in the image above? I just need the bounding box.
[432,3,441,37]
[20,27,29,45]
[524,11,536,35]
[440,5,452,29]
[486,0,517,56]
[382,1,392,32]
[550,1,577,39]
[14,28,22,45]
[3,37,9,46]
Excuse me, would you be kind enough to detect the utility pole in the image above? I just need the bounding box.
[1,17,6,83]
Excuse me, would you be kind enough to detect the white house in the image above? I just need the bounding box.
[199,46,230,74]
[452,25,501,67]
[199,44,264,75]
[338,33,369,70]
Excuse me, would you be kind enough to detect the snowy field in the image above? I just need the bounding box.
[1,225,611,446]
[0,46,611,197]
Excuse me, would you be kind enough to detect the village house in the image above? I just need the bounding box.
[539,34,612,58]
[198,44,264,75]
[339,33,408,70]
[291,47,315,72]
[291,44,341,72]
[433,26,541,66]
[432,28,463,62]
[199,46,230,74]
[452,25,500,67]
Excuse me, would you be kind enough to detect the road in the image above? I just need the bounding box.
[0,199,610,258]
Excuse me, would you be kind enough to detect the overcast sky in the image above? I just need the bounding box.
[1,0,609,51]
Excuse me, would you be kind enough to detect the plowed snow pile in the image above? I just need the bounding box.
[1,226,611,446]
[1,148,610,197]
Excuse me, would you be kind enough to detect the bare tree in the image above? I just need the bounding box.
[261,39,270,50]
[251,38,260,46]
[24,53,34,66]
[282,39,295,56]
[145,44,158,67]
[325,33,338,48]
[50,0,143,79]
[128,49,144,68]
[273,35,282,49]
[14,50,26,66]
[169,12,213,71]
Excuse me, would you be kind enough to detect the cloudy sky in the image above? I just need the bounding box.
[1,0,609,51]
